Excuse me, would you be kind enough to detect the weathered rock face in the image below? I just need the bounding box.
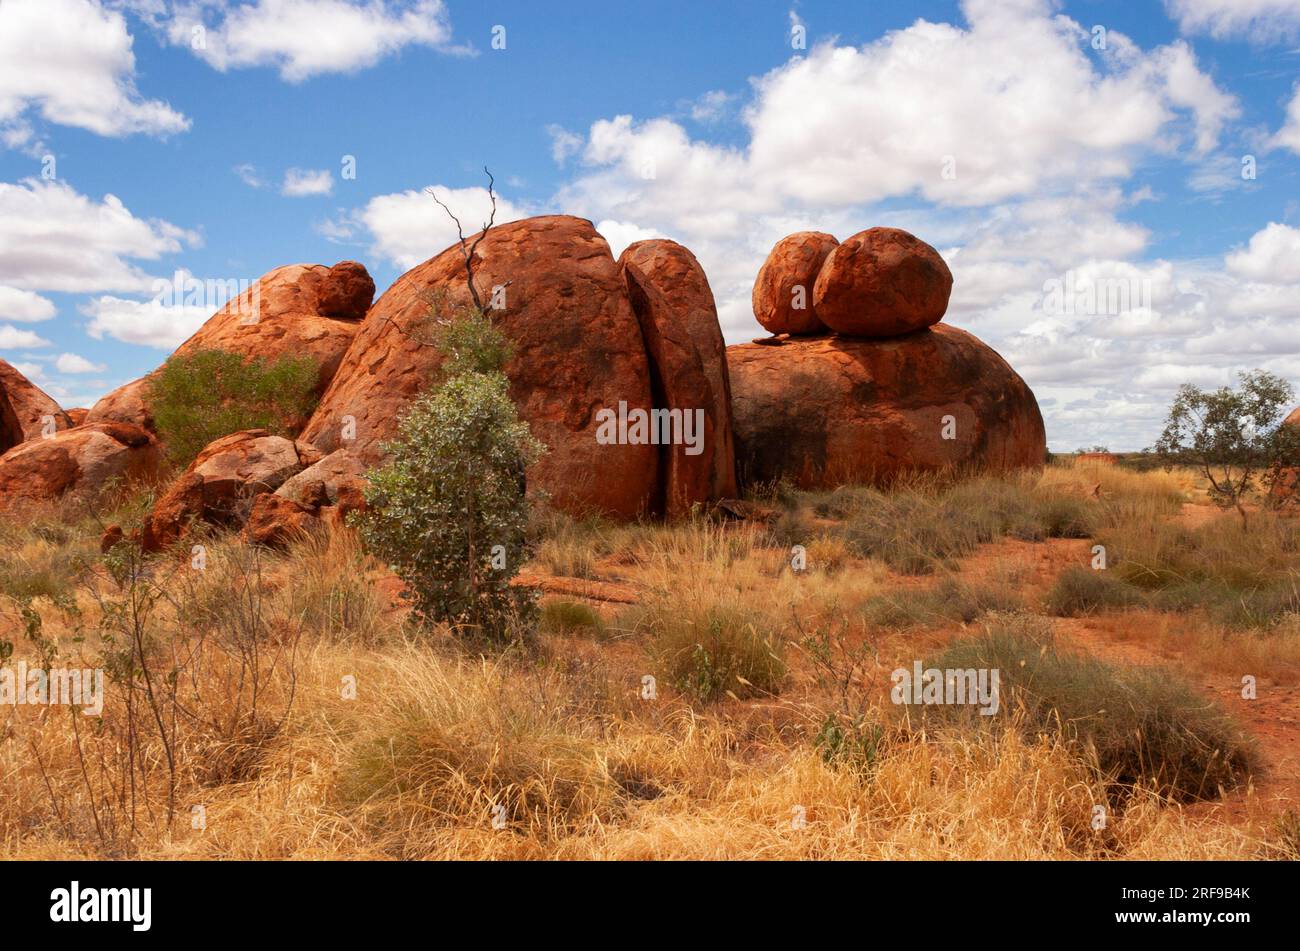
[85,261,374,430]
[619,238,738,512]
[139,429,313,551]
[83,377,152,430]
[813,228,952,338]
[1,359,72,453]
[275,448,368,511]
[727,325,1045,489]
[0,422,161,507]
[243,493,320,548]
[751,232,838,336]
[301,216,661,519]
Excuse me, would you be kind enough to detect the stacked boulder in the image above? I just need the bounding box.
[732,227,1045,488]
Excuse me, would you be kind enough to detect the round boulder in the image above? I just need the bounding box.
[812,227,952,337]
[751,231,838,336]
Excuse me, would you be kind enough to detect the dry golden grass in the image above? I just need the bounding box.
[1,462,1295,860]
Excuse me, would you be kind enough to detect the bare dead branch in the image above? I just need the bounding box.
[426,166,497,313]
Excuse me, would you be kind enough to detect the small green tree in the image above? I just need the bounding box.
[355,307,543,638]
[1151,370,1300,527]
[149,349,319,466]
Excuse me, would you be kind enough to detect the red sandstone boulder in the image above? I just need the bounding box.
[85,261,375,431]
[1,359,72,453]
[139,429,309,551]
[751,232,838,336]
[727,325,1045,489]
[812,228,952,338]
[619,238,738,511]
[65,408,89,426]
[0,422,161,507]
[243,493,319,548]
[300,216,660,519]
[275,448,368,513]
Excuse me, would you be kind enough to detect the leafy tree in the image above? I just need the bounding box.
[355,307,543,638]
[1150,370,1300,527]
[149,349,319,467]
[355,168,545,640]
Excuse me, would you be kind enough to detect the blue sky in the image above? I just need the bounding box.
[2,0,1300,450]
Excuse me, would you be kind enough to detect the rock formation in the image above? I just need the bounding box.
[0,422,161,507]
[301,216,733,519]
[751,231,838,336]
[619,238,738,514]
[812,227,953,338]
[729,327,1045,488]
[735,226,1043,488]
[85,261,375,431]
[139,429,319,551]
[1,359,72,453]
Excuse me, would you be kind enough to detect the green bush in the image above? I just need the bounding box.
[1044,566,1145,616]
[149,349,319,466]
[355,307,544,640]
[922,613,1255,802]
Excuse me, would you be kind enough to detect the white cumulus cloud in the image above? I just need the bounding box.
[0,178,198,294]
[0,0,189,144]
[160,0,463,82]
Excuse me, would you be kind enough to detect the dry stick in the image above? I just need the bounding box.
[29,736,73,840]
[426,166,498,313]
[69,708,107,846]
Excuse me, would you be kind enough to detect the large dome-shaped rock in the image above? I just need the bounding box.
[300,216,659,519]
[813,228,952,338]
[85,261,374,430]
[1,359,72,453]
[139,429,314,551]
[728,325,1045,489]
[752,232,838,336]
[619,239,738,510]
[0,422,161,507]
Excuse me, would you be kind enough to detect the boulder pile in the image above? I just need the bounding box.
[0,215,1047,537]
[85,261,374,432]
[300,216,735,519]
[730,227,1044,488]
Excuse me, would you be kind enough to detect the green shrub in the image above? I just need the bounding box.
[1044,566,1145,616]
[922,613,1255,802]
[149,349,319,466]
[355,307,544,640]
[539,600,606,638]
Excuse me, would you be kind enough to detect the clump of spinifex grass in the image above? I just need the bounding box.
[920,613,1256,803]
[1044,565,1146,617]
[862,575,1024,629]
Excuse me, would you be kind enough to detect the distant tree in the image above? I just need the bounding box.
[1150,370,1300,527]
[1076,445,1110,454]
